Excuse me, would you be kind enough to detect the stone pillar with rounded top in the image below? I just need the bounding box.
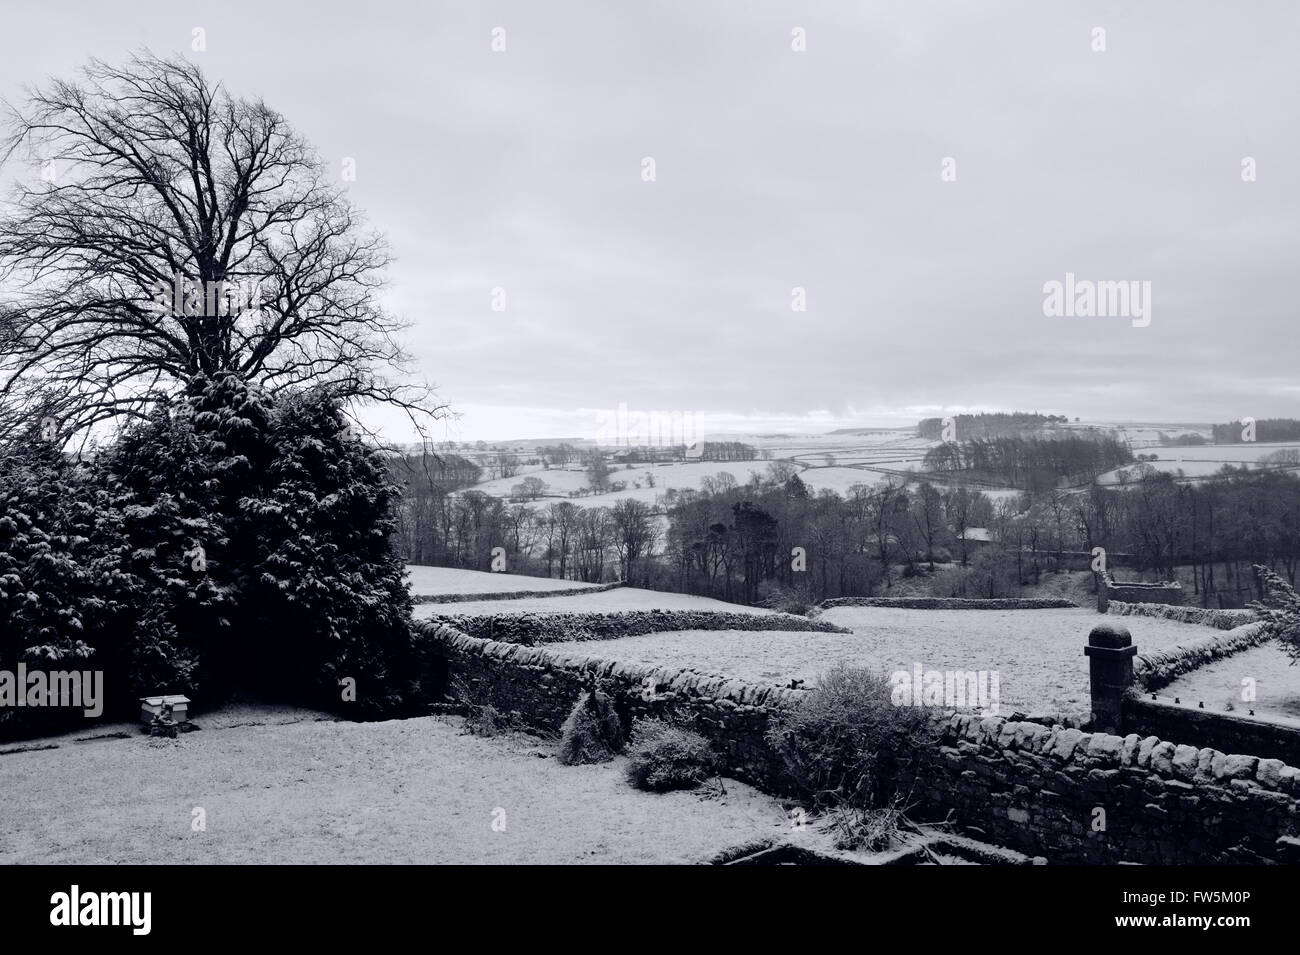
[1084,621,1135,735]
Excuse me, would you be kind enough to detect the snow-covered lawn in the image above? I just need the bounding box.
[413,586,773,618]
[406,565,601,597]
[546,607,1214,718]
[0,706,787,864]
[1159,642,1300,722]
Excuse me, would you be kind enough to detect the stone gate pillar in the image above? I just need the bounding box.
[1084,622,1135,735]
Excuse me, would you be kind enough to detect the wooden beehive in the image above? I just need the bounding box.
[139,694,191,724]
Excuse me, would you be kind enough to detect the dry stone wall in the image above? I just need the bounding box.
[419,619,1300,863]
[1103,573,1185,606]
[413,581,622,605]
[1131,622,1270,691]
[1123,696,1300,769]
[427,609,848,645]
[818,596,1077,610]
[419,621,802,789]
[1109,601,1256,630]
[915,713,1300,864]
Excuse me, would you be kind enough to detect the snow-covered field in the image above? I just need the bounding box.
[456,426,1300,507]
[406,565,600,598]
[0,706,787,864]
[1097,442,1300,484]
[471,460,774,504]
[464,431,945,506]
[413,585,774,617]
[545,607,1213,718]
[1159,642,1300,722]
[796,466,899,494]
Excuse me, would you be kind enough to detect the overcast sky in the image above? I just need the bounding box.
[3,1,1298,441]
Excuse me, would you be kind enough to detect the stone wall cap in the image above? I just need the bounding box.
[1087,622,1133,648]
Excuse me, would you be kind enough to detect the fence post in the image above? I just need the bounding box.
[1084,622,1135,735]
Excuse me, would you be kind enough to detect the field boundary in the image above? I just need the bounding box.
[817,596,1077,611]
[425,609,850,644]
[419,619,1300,863]
[412,581,623,605]
[1130,622,1271,691]
[417,619,805,789]
[1089,620,1300,772]
[921,712,1300,864]
[1108,600,1257,630]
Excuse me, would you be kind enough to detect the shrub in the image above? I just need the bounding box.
[448,676,510,737]
[1250,564,1300,663]
[0,436,134,658]
[962,547,1020,598]
[625,719,719,792]
[1,374,420,738]
[766,664,937,813]
[100,375,418,717]
[463,703,509,737]
[125,600,200,696]
[557,686,625,764]
[0,434,139,737]
[237,384,417,717]
[827,799,909,852]
[757,582,816,616]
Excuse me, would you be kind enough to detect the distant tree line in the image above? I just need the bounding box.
[660,473,997,604]
[923,435,1132,491]
[535,444,581,467]
[603,441,760,464]
[391,448,1300,609]
[697,441,760,462]
[389,451,482,489]
[917,412,1069,440]
[390,487,660,587]
[1211,418,1300,443]
[1078,467,1300,605]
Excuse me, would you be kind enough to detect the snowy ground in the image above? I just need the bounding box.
[1097,442,1300,483]
[405,565,601,597]
[546,607,1214,719]
[0,705,788,864]
[470,460,774,504]
[795,466,899,495]
[1159,642,1300,722]
[413,585,774,618]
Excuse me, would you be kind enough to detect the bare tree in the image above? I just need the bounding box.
[584,451,611,492]
[0,53,439,438]
[547,501,577,579]
[611,498,657,585]
[512,475,547,501]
